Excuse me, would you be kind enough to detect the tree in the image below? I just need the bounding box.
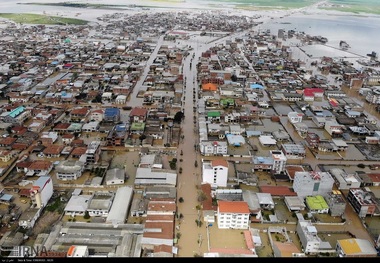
[83,211,90,219]
[231,74,238,82]
[139,134,146,145]
[174,111,184,124]
[179,197,184,203]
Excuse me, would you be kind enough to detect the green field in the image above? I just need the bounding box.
[214,0,319,9]
[0,13,88,25]
[322,0,380,15]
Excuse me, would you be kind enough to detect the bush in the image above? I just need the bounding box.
[357,163,365,168]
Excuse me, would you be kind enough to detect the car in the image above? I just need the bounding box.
[369,164,380,170]
[20,199,27,204]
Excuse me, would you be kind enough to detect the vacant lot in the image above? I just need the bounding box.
[0,13,88,25]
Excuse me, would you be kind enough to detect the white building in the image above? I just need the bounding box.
[67,245,89,257]
[64,194,91,217]
[328,168,361,190]
[199,141,228,156]
[105,168,125,185]
[106,186,133,226]
[293,171,334,198]
[81,121,100,132]
[55,160,85,181]
[296,220,321,254]
[270,150,287,173]
[217,200,250,229]
[288,112,304,124]
[202,159,229,188]
[87,192,115,217]
[30,176,53,208]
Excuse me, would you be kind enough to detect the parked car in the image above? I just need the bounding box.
[369,164,380,170]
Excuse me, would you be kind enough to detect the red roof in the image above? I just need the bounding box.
[303,88,324,97]
[260,186,297,196]
[218,200,250,214]
[367,173,380,183]
[211,159,228,168]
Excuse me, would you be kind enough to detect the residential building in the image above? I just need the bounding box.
[324,120,344,137]
[296,219,321,255]
[305,195,329,214]
[270,150,287,174]
[281,144,306,159]
[85,141,101,164]
[103,107,120,123]
[293,171,334,198]
[129,107,148,123]
[328,168,361,190]
[325,190,346,217]
[202,159,229,188]
[199,141,228,156]
[217,200,250,229]
[347,188,377,218]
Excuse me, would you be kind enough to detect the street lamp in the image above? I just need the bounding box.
[167,120,173,145]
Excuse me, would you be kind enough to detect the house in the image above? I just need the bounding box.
[0,150,17,162]
[62,133,75,145]
[217,200,250,229]
[42,145,64,158]
[281,144,306,159]
[70,107,90,122]
[70,147,87,159]
[27,119,46,133]
[67,123,83,133]
[202,159,228,188]
[305,195,329,214]
[129,107,148,123]
[89,109,104,122]
[206,111,221,122]
[324,120,344,137]
[284,196,306,211]
[103,107,120,123]
[26,160,53,177]
[328,168,361,190]
[81,121,100,133]
[53,123,71,135]
[40,132,58,146]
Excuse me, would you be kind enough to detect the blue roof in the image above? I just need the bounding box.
[115,124,127,132]
[8,106,25,118]
[0,194,13,201]
[250,83,264,89]
[104,107,120,117]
